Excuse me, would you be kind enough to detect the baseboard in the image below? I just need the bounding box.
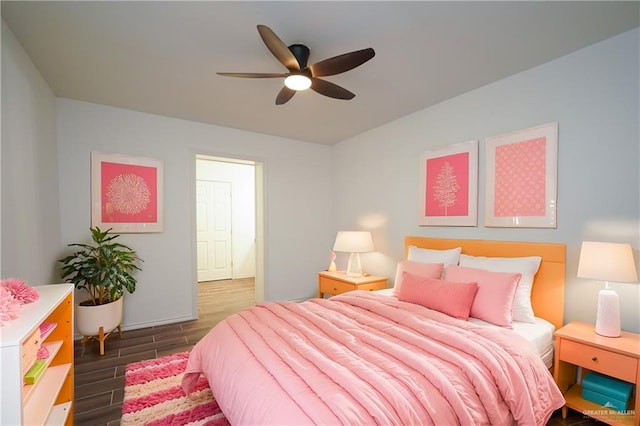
[72,314,197,340]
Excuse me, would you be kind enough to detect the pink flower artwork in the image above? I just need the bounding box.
[493,137,546,217]
[424,152,469,217]
[101,161,158,224]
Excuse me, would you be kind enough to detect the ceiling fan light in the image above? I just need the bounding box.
[284,75,311,91]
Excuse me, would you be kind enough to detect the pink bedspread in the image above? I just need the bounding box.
[183,291,564,425]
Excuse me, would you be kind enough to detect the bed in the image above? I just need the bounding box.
[183,237,566,425]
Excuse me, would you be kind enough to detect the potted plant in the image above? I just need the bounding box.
[59,227,142,347]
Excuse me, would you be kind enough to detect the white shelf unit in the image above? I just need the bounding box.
[0,284,74,425]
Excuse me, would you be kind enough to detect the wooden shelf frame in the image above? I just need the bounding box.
[0,284,74,426]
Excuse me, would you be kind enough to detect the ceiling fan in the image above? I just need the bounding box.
[217,25,375,105]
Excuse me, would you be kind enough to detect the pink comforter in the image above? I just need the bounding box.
[183,291,564,425]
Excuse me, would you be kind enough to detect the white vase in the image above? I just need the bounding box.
[76,297,123,337]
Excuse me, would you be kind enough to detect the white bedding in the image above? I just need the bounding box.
[469,316,555,368]
[374,288,555,367]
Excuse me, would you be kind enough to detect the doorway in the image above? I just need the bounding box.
[194,154,265,316]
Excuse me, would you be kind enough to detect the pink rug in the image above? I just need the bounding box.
[121,351,229,425]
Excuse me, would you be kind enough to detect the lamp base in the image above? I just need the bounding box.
[346,252,363,277]
[595,287,621,338]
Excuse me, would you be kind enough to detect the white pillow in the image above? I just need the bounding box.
[458,254,542,323]
[393,260,444,295]
[408,246,462,266]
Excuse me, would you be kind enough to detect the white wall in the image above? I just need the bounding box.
[333,29,640,333]
[1,20,61,284]
[56,100,333,330]
[3,19,638,333]
[196,158,255,279]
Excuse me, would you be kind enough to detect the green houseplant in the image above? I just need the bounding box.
[59,227,142,353]
[59,227,142,306]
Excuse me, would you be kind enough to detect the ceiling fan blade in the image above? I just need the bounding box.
[309,48,375,77]
[310,78,355,100]
[257,25,300,71]
[275,86,296,105]
[217,72,288,78]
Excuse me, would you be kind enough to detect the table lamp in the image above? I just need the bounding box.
[577,241,638,337]
[332,231,375,277]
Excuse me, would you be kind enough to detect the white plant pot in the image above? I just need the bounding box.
[76,297,123,337]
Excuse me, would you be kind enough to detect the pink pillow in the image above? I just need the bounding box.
[396,271,479,320]
[445,265,521,327]
[393,260,444,296]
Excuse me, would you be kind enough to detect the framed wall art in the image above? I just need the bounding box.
[485,122,558,228]
[419,140,478,227]
[91,152,164,233]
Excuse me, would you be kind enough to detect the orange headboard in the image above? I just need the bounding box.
[404,236,566,329]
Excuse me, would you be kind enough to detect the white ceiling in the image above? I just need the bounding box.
[2,1,638,145]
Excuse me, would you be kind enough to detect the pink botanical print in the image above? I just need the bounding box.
[434,162,460,214]
[101,162,158,223]
[425,152,469,216]
[494,137,546,217]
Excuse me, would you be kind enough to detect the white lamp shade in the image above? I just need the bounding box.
[577,241,638,283]
[333,231,375,253]
[577,241,638,338]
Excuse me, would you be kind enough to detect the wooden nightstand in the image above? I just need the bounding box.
[318,271,387,298]
[554,321,640,426]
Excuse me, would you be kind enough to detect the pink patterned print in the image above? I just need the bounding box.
[494,137,546,217]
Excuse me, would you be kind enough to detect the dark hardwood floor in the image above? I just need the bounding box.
[73,278,602,425]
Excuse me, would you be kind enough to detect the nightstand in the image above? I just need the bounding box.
[318,271,387,298]
[554,321,640,426]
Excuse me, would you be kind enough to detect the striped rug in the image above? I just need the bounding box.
[121,351,229,425]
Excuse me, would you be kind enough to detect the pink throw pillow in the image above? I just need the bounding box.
[393,260,444,296]
[445,265,521,327]
[396,271,479,320]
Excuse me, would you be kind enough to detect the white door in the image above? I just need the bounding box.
[196,180,232,281]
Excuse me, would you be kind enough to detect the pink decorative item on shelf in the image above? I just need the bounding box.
[327,251,337,272]
[37,346,50,360]
[39,322,57,337]
[0,286,22,326]
[1,277,39,304]
[0,278,39,326]
[0,278,40,305]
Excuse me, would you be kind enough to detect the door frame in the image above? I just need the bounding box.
[191,152,265,319]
